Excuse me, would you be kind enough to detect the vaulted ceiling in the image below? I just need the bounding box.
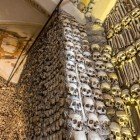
[0,0,117,83]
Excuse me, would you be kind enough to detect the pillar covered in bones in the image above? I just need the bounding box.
[104,0,140,139]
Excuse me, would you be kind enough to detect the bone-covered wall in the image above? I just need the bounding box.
[104,0,140,139]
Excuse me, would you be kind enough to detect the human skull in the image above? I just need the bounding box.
[71,0,79,6]
[103,45,112,55]
[105,63,114,73]
[66,60,75,71]
[101,82,111,92]
[88,131,101,140]
[79,73,89,84]
[90,77,100,89]
[64,34,73,42]
[116,111,129,127]
[75,44,81,53]
[121,89,131,103]
[96,101,106,115]
[64,27,72,36]
[104,94,114,107]
[69,113,83,130]
[84,58,93,67]
[62,19,71,27]
[83,97,95,113]
[121,127,132,139]
[97,71,108,82]
[86,67,96,77]
[77,63,86,73]
[87,2,94,12]
[77,2,86,13]
[111,57,118,66]
[93,89,103,101]
[130,84,140,99]
[91,44,100,52]
[122,15,131,26]
[98,115,110,130]
[111,84,121,97]
[102,53,111,62]
[73,36,80,45]
[65,41,74,51]
[85,11,92,18]
[92,52,101,61]
[116,51,126,63]
[81,83,92,97]
[81,31,87,39]
[109,122,121,140]
[125,45,136,59]
[67,83,78,96]
[95,61,105,71]
[83,51,91,58]
[108,73,119,84]
[87,113,100,130]
[66,50,75,62]
[66,70,77,83]
[115,97,125,111]
[71,20,78,29]
[76,53,84,64]
[69,97,82,112]
[73,28,80,38]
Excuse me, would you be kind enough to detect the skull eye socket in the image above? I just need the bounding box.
[70,87,74,91]
[72,102,76,106]
[89,120,94,124]
[98,107,101,110]
[73,119,77,124]
[85,104,90,108]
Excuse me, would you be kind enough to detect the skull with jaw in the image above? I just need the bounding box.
[91,44,100,52]
[76,53,84,64]
[87,113,100,130]
[83,97,95,113]
[90,77,100,89]
[67,83,78,97]
[77,63,86,73]
[97,71,108,82]
[79,73,89,84]
[66,70,77,83]
[130,84,140,100]
[96,101,106,115]
[101,82,111,93]
[69,113,83,131]
[125,45,136,59]
[108,73,119,84]
[95,61,105,71]
[66,50,75,62]
[111,84,121,97]
[105,63,114,73]
[81,83,92,97]
[69,97,82,112]
[109,122,121,140]
[115,97,125,111]
[104,94,114,107]
[121,89,131,103]
[98,115,110,131]
[121,127,132,140]
[86,66,96,77]
[116,111,129,127]
[93,89,103,101]
[92,52,101,61]
[66,60,75,71]
[102,53,111,63]
[103,45,112,55]
[88,131,101,140]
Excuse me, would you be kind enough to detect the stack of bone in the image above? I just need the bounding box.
[104,0,140,138]
[85,15,133,139]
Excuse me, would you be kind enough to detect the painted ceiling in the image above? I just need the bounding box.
[0,0,117,83]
